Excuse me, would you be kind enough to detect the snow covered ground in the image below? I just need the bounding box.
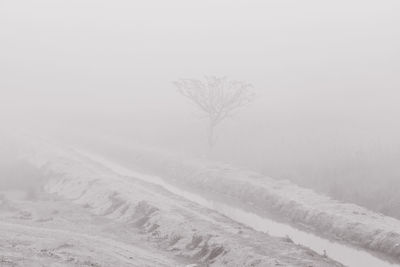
[0,139,343,266]
[0,194,176,267]
[71,139,400,265]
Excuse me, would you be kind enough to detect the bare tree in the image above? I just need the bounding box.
[173,76,254,149]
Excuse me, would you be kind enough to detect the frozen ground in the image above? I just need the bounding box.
[0,192,176,267]
[0,140,342,267]
[72,138,400,264]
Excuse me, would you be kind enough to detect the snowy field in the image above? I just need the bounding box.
[72,138,400,265]
[0,139,342,266]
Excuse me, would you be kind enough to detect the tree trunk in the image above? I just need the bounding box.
[208,123,216,149]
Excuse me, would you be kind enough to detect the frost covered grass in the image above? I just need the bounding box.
[15,140,343,267]
[82,142,400,263]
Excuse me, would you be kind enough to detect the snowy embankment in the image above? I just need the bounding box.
[18,140,341,267]
[83,143,400,263]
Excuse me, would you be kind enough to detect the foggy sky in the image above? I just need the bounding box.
[1,0,400,161]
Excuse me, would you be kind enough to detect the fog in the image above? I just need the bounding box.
[3,2,400,266]
[1,0,400,213]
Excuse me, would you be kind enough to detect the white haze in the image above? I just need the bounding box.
[1,0,400,201]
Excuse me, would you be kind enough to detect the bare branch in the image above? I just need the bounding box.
[174,76,254,127]
[174,76,254,148]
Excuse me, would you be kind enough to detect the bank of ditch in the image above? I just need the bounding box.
[80,142,400,264]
